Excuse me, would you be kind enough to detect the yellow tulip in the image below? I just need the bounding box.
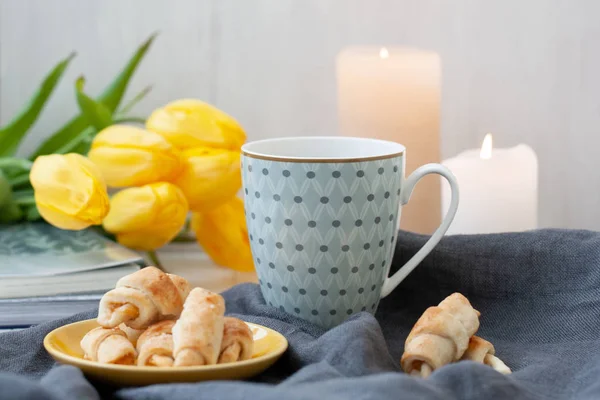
[88,125,181,188]
[146,99,246,150]
[191,197,254,272]
[30,153,109,230]
[174,146,241,211]
[103,182,188,251]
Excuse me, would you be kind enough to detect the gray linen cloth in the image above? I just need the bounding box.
[1,229,600,400]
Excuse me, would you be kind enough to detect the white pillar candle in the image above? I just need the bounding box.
[441,134,538,234]
[336,47,441,234]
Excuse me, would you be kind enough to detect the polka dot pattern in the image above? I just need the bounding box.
[242,154,402,328]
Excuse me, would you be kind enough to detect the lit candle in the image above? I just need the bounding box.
[336,47,441,234]
[441,134,538,234]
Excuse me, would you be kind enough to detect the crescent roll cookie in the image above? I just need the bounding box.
[401,293,480,378]
[438,293,480,337]
[80,327,136,365]
[84,272,258,369]
[173,288,225,366]
[136,320,176,367]
[97,267,190,329]
[218,317,254,364]
[119,324,145,347]
[461,336,511,374]
[167,273,192,302]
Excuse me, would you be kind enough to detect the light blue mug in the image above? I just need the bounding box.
[241,137,459,328]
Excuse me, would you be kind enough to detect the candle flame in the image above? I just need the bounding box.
[379,48,389,59]
[480,133,493,159]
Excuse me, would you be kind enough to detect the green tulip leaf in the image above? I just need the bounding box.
[98,33,157,112]
[0,157,32,191]
[0,170,11,209]
[67,129,95,155]
[24,204,41,221]
[0,52,75,157]
[0,199,23,223]
[12,189,34,202]
[53,126,95,155]
[29,33,157,159]
[75,77,113,130]
[0,157,33,178]
[29,116,88,158]
[7,173,31,190]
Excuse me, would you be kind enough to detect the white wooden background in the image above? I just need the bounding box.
[1,0,599,230]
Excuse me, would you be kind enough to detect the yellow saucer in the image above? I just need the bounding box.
[44,319,288,387]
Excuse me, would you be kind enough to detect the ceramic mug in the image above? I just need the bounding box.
[241,137,459,328]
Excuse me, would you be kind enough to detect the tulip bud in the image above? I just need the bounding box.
[30,153,109,230]
[103,182,188,251]
[191,196,254,272]
[146,99,246,151]
[173,146,241,212]
[88,125,182,188]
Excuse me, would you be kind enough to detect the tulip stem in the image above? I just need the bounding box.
[118,85,152,115]
[171,236,197,243]
[113,116,146,125]
[147,250,164,271]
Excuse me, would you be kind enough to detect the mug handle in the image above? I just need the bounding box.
[380,163,459,297]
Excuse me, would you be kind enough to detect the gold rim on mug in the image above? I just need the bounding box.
[241,137,405,163]
[241,151,404,163]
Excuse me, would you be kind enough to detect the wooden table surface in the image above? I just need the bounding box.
[146,242,258,293]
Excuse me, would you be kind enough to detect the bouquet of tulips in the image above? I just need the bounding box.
[0,34,253,272]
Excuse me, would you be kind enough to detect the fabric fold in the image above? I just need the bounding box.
[1,229,600,400]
